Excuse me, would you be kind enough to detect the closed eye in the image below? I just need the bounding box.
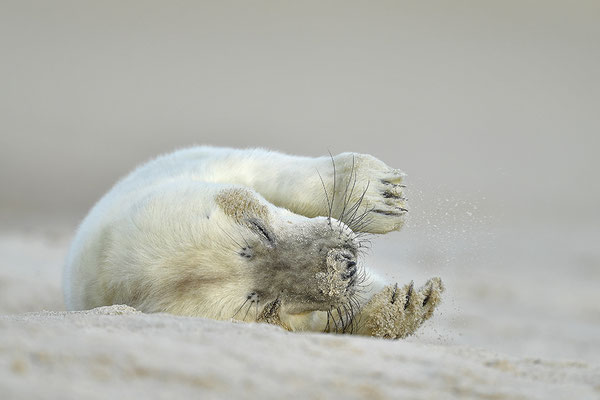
[247,218,275,246]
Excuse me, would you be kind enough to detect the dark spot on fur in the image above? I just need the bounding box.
[239,247,253,259]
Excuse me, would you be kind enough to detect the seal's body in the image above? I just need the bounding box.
[64,147,443,338]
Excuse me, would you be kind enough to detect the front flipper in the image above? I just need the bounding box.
[327,153,408,234]
[355,277,444,339]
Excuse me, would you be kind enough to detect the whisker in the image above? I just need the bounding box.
[345,304,354,333]
[215,221,244,248]
[337,155,357,226]
[330,306,340,333]
[348,301,358,334]
[328,151,337,227]
[344,182,367,227]
[325,310,332,333]
[243,300,253,321]
[344,303,353,334]
[348,206,375,232]
[232,296,251,319]
[336,306,345,331]
[316,169,333,226]
[346,181,371,230]
[238,231,251,248]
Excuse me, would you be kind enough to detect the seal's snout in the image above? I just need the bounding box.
[315,248,361,300]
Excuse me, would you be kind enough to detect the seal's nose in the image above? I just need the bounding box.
[342,261,357,280]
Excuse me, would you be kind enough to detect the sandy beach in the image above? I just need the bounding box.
[2,306,598,400]
[1,222,598,399]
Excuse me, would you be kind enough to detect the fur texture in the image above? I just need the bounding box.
[64,146,443,338]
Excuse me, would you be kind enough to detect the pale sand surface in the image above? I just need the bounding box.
[1,306,598,400]
[1,223,599,399]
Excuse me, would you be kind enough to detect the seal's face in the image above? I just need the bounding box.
[215,188,364,316]
[245,216,362,314]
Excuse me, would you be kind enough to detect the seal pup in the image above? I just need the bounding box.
[64,147,443,338]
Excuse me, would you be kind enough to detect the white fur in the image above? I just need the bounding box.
[64,146,415,333]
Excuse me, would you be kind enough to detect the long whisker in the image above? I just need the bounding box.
[345,302,355,334]
[354,215,376,233]
[243,300,254,321]
[232,296,251,319]
[328,151,337,225]
[237,230,251,248]
[348,206,375,232]
[216,221,244,248]
[330,306,340,333]
[336,306,345,330]
[316,169,333,226]
[346,181,371,230]
[337,155,356,226]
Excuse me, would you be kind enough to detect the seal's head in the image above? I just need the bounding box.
[215,188,365,318]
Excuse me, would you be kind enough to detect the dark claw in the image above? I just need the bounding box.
[423,286,432,306]
[381,180,407,188]
[372,209,404,216]
[382,190,403,199]
[404,281,414,310]
[390,283,399,304]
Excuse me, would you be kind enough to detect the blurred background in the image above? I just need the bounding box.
[1,1,598,362]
